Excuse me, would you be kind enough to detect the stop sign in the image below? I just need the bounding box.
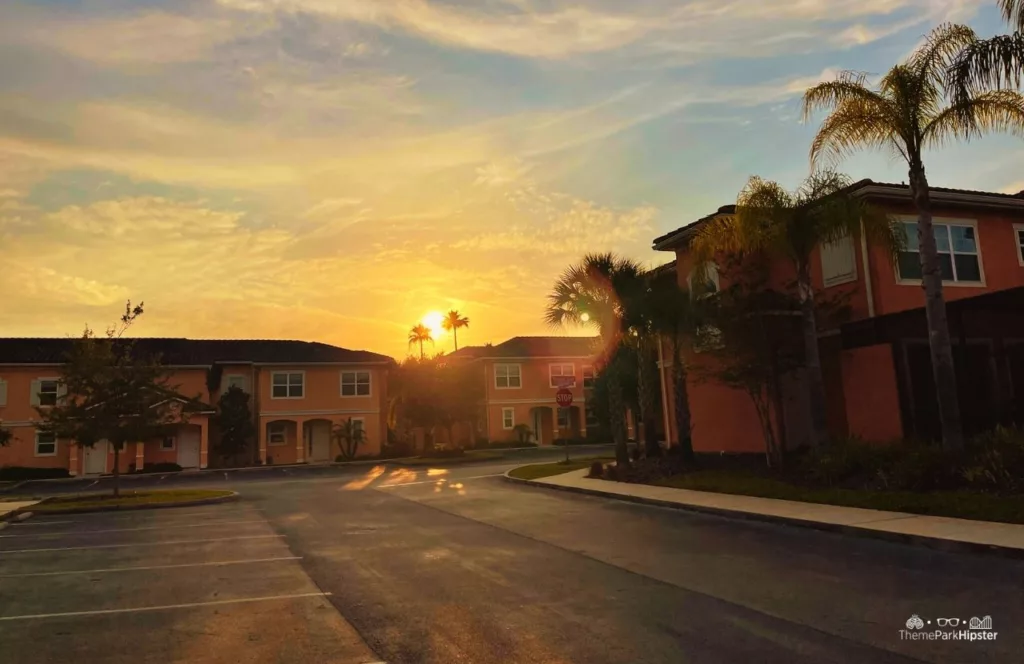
[555,388,573,408]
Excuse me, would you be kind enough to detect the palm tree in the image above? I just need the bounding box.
[441,310,470,352]
[546,253,644,467]
[949,2,1024,98]
[408,324,433,360]
[802,24,1024,450]
[692,172,900,449]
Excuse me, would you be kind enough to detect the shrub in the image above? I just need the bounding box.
[798,437,884,488]
[138,462,183,474]
[961,426,1024,493]
[0,466,72,481]
[488,440,538,449]
[553,438,591,446]
[604,463,619,481]
[588,461,604,478]
[877,443,964,491]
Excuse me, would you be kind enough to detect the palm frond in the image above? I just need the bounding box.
[808,96,902,165]
[923,89,1024,147]
[441,310,469,331]
[1000,0,1024,31]
[909,23,977,93]
[407,324,433,346]
[802,71,887,120]
[948,32,1024,99]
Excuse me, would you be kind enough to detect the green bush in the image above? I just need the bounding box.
[0,466,72,481]
[138,462,183,474]
[961,426,1024,493]
[487,440,538,449]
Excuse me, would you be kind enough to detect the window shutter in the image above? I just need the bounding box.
[29,379,41,407]
[0,379,7,406]
[821,235,857,287]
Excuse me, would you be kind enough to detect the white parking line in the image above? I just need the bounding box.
[0,534,283,554]
[0,592,332,621]
[0,519,268,538]
[379,473,503,488]
[0,556,302,578]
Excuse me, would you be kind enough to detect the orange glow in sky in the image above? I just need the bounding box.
[422,311,446,338]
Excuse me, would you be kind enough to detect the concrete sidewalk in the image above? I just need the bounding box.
[0,501,38,523]
[511,468,1024,557]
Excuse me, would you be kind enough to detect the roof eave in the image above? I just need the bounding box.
[857,185,1024,211]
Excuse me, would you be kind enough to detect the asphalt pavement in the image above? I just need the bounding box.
[2,450,1021,663]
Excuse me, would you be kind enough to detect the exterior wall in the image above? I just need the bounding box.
[0,366,70,472]
[841,344,903,442]
[0,425,72,470]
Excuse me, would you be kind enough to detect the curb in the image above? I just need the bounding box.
[31,491,240,515]
[503,472,1024,561]
[0,510,35,530]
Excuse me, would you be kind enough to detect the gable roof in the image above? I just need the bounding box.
[479,336,599,359]
[652,180,1024,252]
[0,338,393,366]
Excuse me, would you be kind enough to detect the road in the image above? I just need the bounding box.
[2,450,1021,663]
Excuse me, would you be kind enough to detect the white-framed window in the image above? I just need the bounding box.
[549,363,575,388]
[268,422,288,446]
[38,379,59,407]
[585,405,599,429]
[271,372,304,399]
[160,436,176,451]
[897,218,983,284]
[820,234,857,287]
[556,408,569,429]
[582,366,595,389]
[225,375,248,392]
[688,263,720,298]
[352,418,365,438]
[34,431,57,457]
[0,378,7,407]
[341,371,371,397]
[494,364,521,389]
[501,407,514,430]
[1015,224,1024,267]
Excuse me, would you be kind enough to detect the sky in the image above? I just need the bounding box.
[0,0,1020,360]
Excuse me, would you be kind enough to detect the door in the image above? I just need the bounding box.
[308,421,331,463]
[84,440,107,475]
[177,427,201,469]
[532,409,543,445]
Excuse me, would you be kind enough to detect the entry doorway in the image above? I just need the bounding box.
[84,440,107,475]
[177,426,201,469]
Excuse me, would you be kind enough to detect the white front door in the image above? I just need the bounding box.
[177,427,200,469]
[308,421,331,463]
[84,441,107,475]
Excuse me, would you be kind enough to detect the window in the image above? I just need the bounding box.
[897,220,982,284]
[688,263,720,298]
[161,436,176,451]
[225,375,248,392]
[582,366,595,389]
[352,419,365,438]
[1015,224,1024,266]
[341,371,371,397]
[820,234,857,287]
[38,379,59,407]
[268,423,287,445]
[549,363,575,388]
[35,431,57,457]
[0,378,7,407]
[271,372,304,399]
[557,408,569,429]
[494,364,521,389]
[585,405,599,429]
[502,408,514,430]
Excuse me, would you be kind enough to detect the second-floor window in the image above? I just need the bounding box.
[549,363,575,388]
[582,366,595,389]
[38,379,59,407]
[1015,224,1024,266]
[494,364,521,389]
[225,375,248,392]
[341,371,371,397]
[897,220,982,284]
[271,372,304,399]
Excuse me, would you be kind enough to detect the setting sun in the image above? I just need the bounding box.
[422,311,446,338]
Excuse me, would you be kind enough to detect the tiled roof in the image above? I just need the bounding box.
[445,345,487,360]
[0,338,393,365]
[652,205,736,250]
[482,336,599,358]
[863,180,1024,200]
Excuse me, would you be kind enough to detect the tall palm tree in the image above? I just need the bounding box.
[441,310,470,352]
[546,253,644,467]
[692,172,900,449]
[802,24,1024,450]
[949,2,1024,98]
[408,324,433,360]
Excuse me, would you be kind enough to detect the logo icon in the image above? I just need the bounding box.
[936,618,960,627]
[906,615,925,630]
[970,616,992,630]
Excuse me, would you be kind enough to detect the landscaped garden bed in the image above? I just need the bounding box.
[32,489,236,513]
[508,456,615,481]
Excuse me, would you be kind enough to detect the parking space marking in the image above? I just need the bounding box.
[0,592,332,622]
[0,534,283,554]
[378,473,503,488]
[0,519,268,538]
[0,556,302,578]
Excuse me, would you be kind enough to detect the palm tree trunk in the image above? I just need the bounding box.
[635,342,660,457]
[797,267,829,447]
[909,164,965,450]
[605,363,629,467]
[419,340,424,360]
[670,339,694,462]
[453,329,459,352]
[112,444,121,498]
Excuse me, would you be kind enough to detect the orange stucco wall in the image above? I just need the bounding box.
[841,344,903,443]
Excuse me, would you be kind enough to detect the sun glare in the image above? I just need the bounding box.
[422,311,446,337]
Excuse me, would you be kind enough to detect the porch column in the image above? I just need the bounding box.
[199,419,209,469]
[258,419,268,464]
[69,443,78,477]
[295,418,306,463]
[135,441,145,472]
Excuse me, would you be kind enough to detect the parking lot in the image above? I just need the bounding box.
[0,502,380,664]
